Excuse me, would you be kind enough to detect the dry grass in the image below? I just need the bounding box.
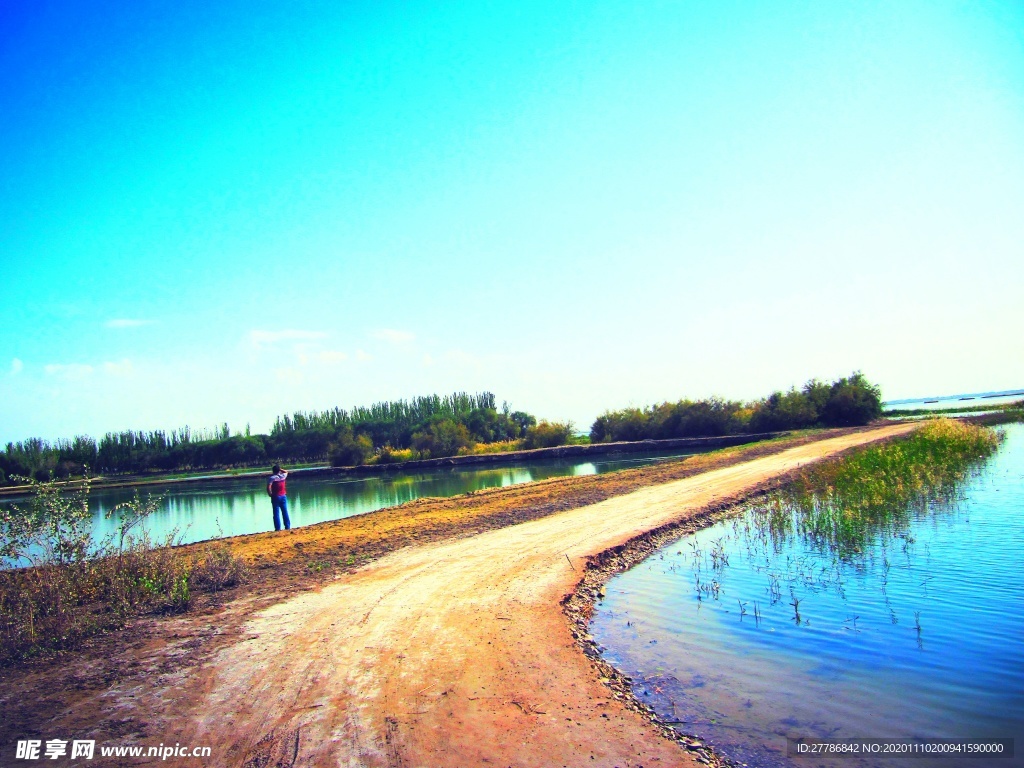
[0,479,248,665]
[458,439,524,455]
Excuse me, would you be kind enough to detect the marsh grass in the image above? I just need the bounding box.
[756,419,1001,558]
[679,419,1004,625]
[0,476,248,664]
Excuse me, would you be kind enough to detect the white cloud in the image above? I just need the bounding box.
[102,359,134,376]
[355,349,372,361]
[371,328,415,344]
[318,350,349,363]
[10,358,23,375]
[105,318,154,329]
[44,363,95,379]
[249,329,328,348]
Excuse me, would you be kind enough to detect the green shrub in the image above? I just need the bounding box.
[590,408,648,443]
[592,373,884,441]
[328,428,374,467]
[749,388,819,432]
[0,391,549,479]
[411,419,473,458]
[819,372,883,426]
[523,420,574,449]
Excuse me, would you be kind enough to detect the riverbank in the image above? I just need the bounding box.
[0,432,785,498]
[0,424,916,767]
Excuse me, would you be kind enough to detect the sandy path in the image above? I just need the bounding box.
[172,423,917,767]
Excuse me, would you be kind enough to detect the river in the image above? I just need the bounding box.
[1,447,700,549]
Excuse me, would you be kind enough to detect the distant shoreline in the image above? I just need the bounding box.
[0,431,786,498]
[883,389,1024,407]
[883,399,1024,418]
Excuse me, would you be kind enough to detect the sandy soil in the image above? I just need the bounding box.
[0,423,918,767]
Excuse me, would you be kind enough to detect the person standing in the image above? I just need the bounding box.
[267,464,291,531]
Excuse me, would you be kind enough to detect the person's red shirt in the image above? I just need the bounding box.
[268,471,287,497]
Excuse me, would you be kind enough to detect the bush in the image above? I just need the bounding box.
[749,388,819,432]
[411,419,473,458]
[655,398,749,437]
[1,392,548,478]
[328,428,374,467]
[191,545,249,592]
[591,399,749,442]
[590,408,648,443]
[819,372,883,427]
[591,373,884,442]
[523,420,574,449]
[369,446,419,465]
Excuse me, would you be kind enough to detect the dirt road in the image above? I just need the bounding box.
[125,422,910,768]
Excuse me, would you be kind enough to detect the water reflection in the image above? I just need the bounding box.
[1,449,693,548]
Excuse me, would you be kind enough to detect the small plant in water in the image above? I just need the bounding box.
[704,420,1002,635]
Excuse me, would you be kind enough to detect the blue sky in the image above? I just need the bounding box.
[2,1,1023,443]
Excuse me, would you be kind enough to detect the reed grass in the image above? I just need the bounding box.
[757,419,1000,558]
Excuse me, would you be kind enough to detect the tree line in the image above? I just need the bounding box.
[589,373,882,442]
[0,374,884,484]
[0,392,541,483]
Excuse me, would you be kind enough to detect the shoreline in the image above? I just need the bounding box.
[0,431,785,497]
[563,492,767,768]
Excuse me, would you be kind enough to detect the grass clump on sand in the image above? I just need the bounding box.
[754,419,1001,558]
[0,476,248,665]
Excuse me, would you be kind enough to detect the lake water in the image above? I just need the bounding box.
[592,424,1024,767]
[884,388,1024,413]
[1,448,698,549]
